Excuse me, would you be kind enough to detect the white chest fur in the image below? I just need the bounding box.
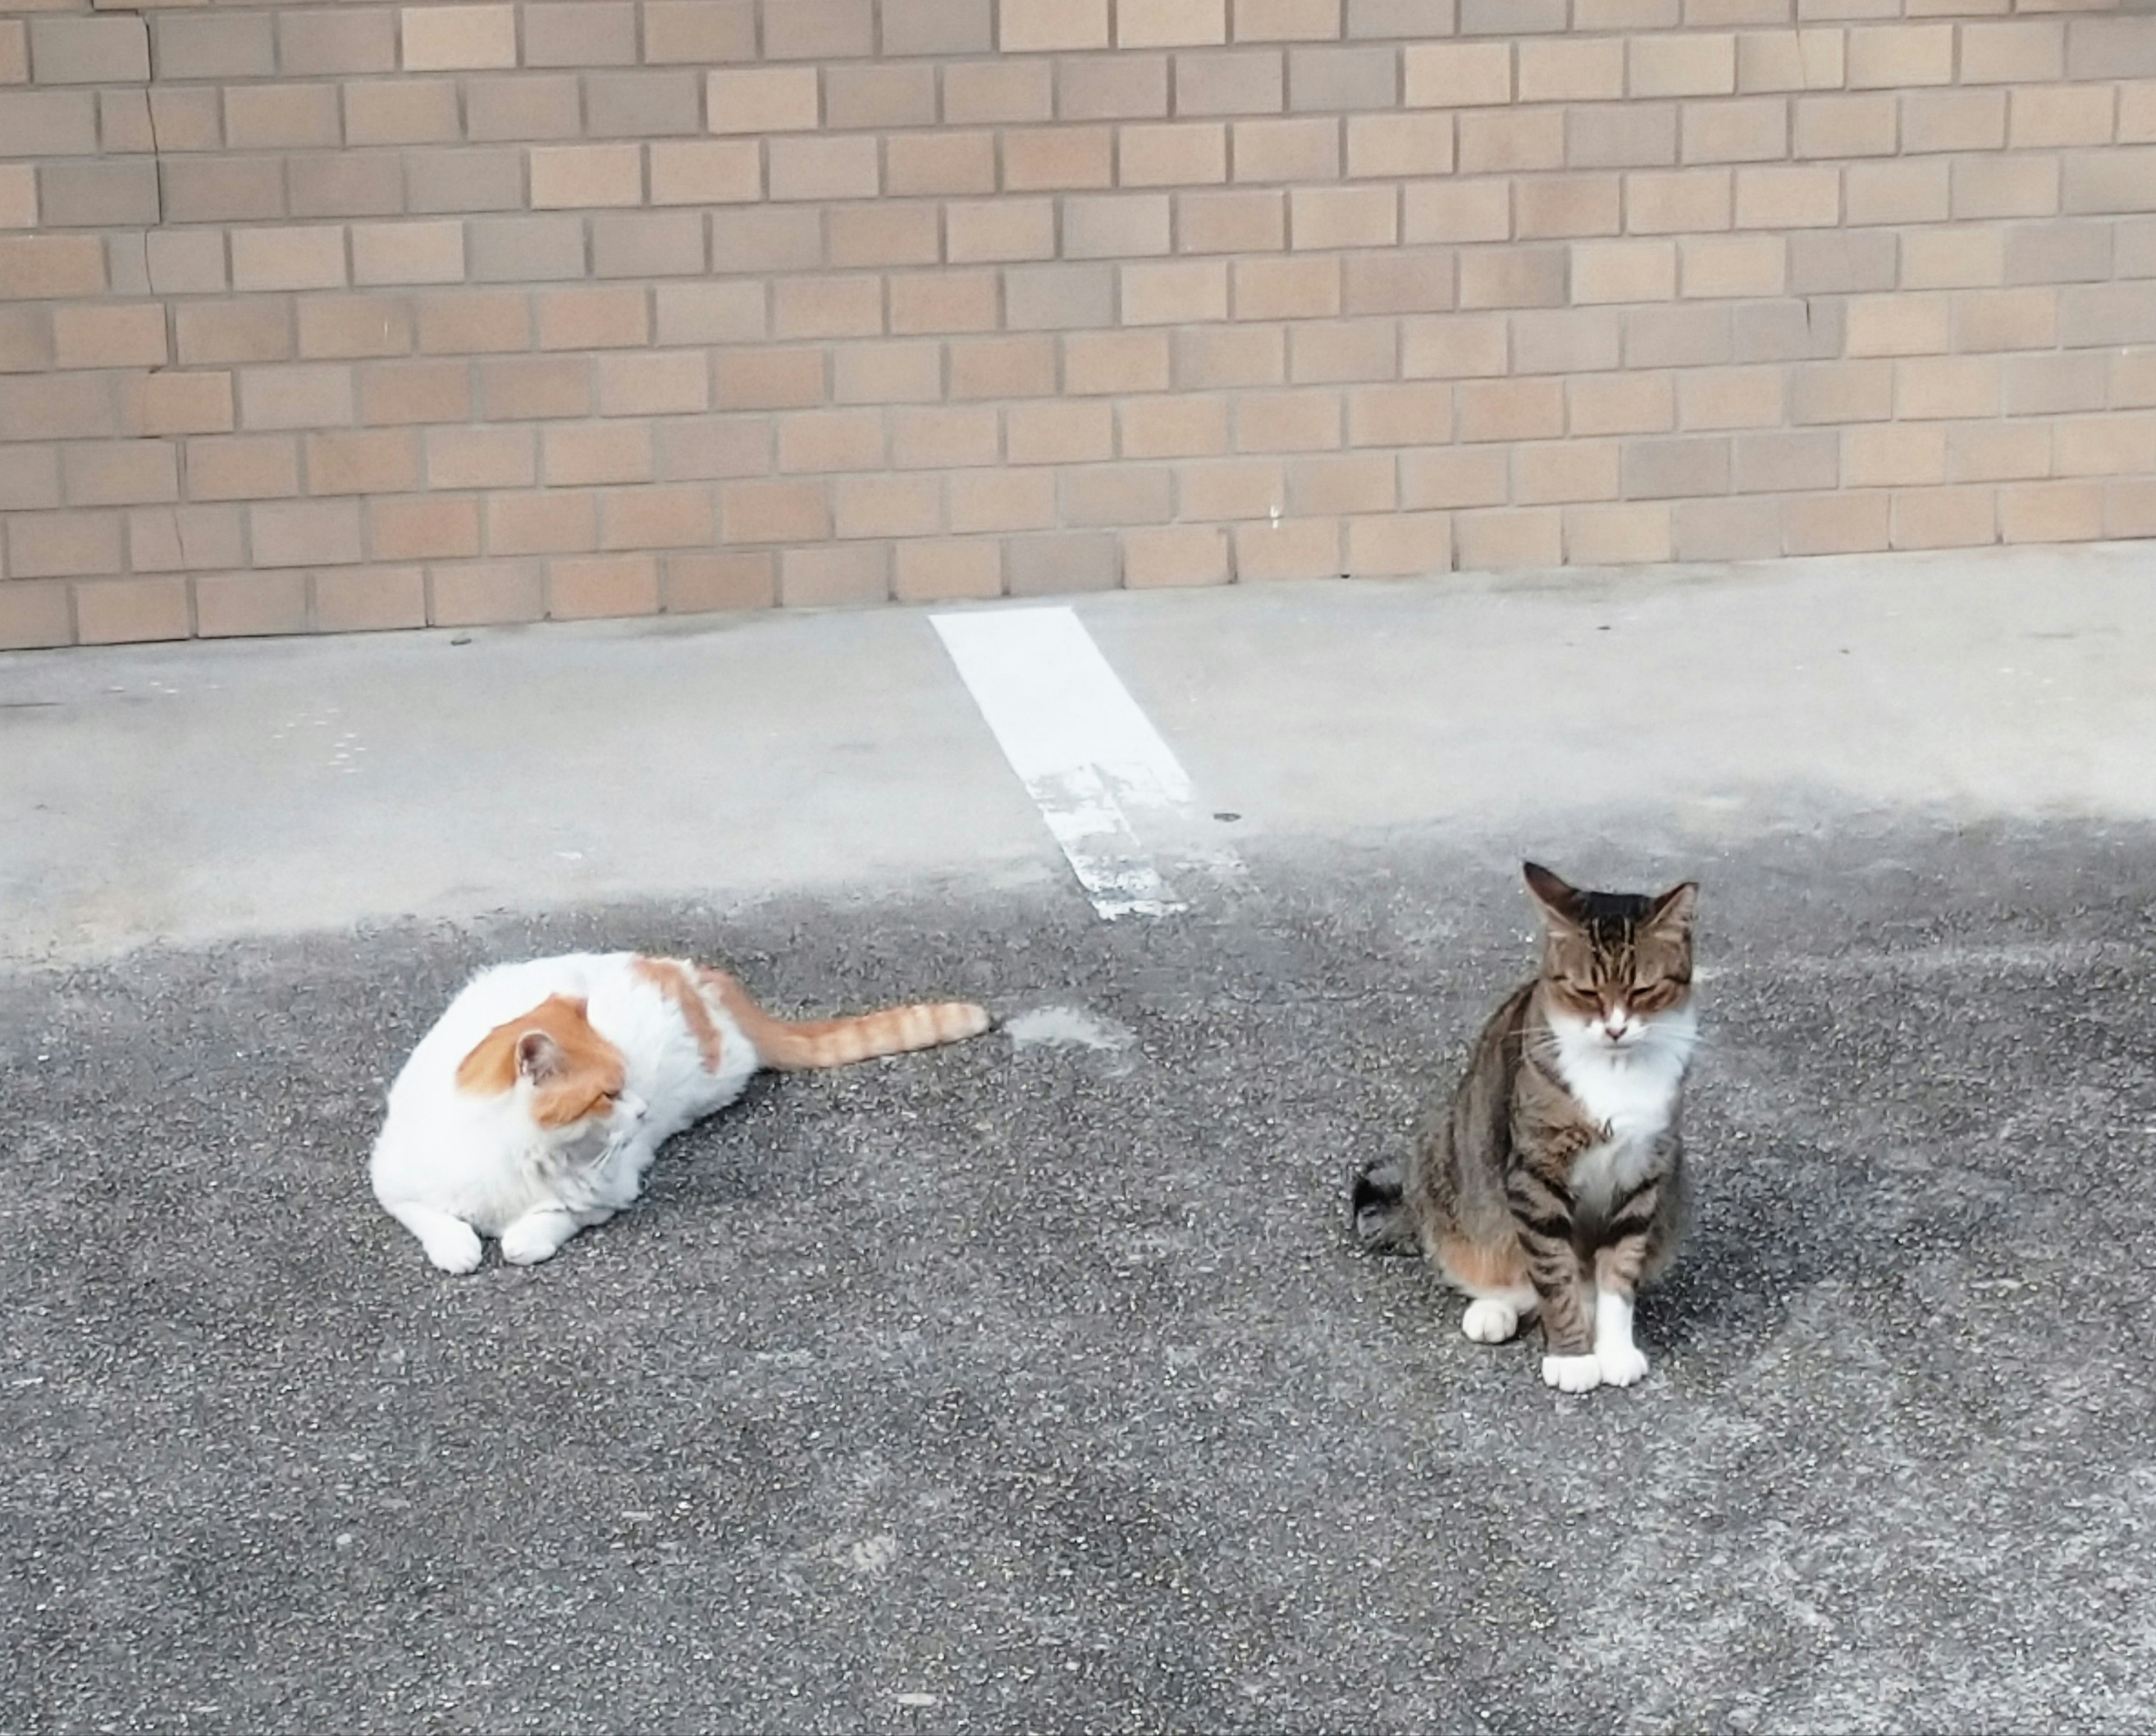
[1549,1005,1697,1222]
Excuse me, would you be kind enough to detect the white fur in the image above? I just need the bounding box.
[1542,1353,1602,1394]
[371,953,760,1272]
[1546,1001,1697,1223]
[1593,1289,1650,1387]
[1461,1292,1536,1344]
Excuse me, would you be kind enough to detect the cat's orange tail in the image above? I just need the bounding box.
[699,968,992,1072]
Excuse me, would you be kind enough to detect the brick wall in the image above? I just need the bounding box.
[1,0,2153,647]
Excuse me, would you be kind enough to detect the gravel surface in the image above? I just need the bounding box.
[7,819,2155,1733]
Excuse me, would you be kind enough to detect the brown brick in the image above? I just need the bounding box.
[1459,246,1567,310]
[1122,393,1232,457]
[311,566,427,633]
[1121,0,1229,49]
[61,440,175,509]
[1124,258,1232,326]
[1003,127,1114,193]
[0,234,104,300]
[1235,516,1341,581]
[1180,188,1288,252]
[708,67,819,135]
[1290,184,1396,248]
[1235,387,1343,451]
[944,60,1054,124]
[1065,193,1173,259]
[1175,48,1286,117]
[1996,481,2100,545]
[0,165,33,232]
[1290,317,1397,382]
[300,428,419,496]
[464,75,579,141]
[1345,510,1450,577]
[890,270,1000,336]
[1401,182,1509,248]
[645,2,758,65]
[721,479,830,543]
[1289,451,1395,514]
[1846,424,1948,490]
[828,474,938,539]
[772,276,883,341]
[2106,479,2156,542]
[344,79,460,146]
[665,550,775,614]
[821,64,937,131]
[543,422,653,487]
[1458,109,1566,175]
[427,424,535,490]
[49,303,163,373]
[120,372,232,439]
[1890,487,1995,551]
[416,291,532,357]
[186,435,298,502]
[2054,413,2156,478]
[1630,33,1736,98]
[252,498,363,567]
[1178,456,1286,519]
[127,505,243,574]
[887,132,997,197]
[1120,524,1229,589]
[1344,113,1452,180]
[223,84,340,152]
[1669,496,1777,561]
[1002,0,1111,52]
[488,491,598,556]
[9,509,122,580]
[429,560,545,625]
[1402,311,1508,378]
[154,13,275,81]
[0,91,97,160]
[1511,307,1621,376]
[287,154,405,222]
[76,577,189,646]
[604,484,716,549]
[1522,36,1625,103]
[531,145,643,210]
[593,213,706,278]
[884,0,992,56]
[474,357,588,425]
[1623,433,1730,497]
[1059,54,1171,122]
[782,543,890,607]
[1344,380,1450,447]
[1782,491,1887,557]
[278,8,396,75]
[655,417,770,482]
[1176,322,1287,387]
[523,2,637,67]
[1571,102,1680,170]
[30,15,149,85]
[1341,250,1455,316]
[714,346,826,410]
[649,141,761,206]
[464,216,583,285]
[238,363,356,432]
[1063,330,1169,395]
[1006,263,1116,330]
[405,147,523,215]
[891,405,1001,468]
[1236,0,1343,42]
[832,341,943,405]
[1957,287,2058,354]
[536,286,648,352]
[1949,422,2049,486]
[1233,254,1339,319]
[1403,41,1510,107]
[368,494,481,559]
[1568,371,1673,437]
[547,554,661,620]
[36,161,156,229]
[400,6,516,71]
[159,158,281,227]
[948,199,1056,263]
[778,408,885,473]
[1008,399,1115,464]
[1736,28,1843,95]
[1454,508,1560,572]
[1794,94,1896,160]
[1565,501,1671,565]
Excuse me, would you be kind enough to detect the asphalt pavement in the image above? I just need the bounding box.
[4,545,2155,1733]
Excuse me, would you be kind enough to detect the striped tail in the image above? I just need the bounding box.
[700,968,992,1072]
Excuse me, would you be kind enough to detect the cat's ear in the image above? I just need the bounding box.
[1647,881,1698,936]
[1522,861,1584,928]
[515,1029,567,1083]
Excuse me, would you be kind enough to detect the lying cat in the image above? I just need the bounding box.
[371,953,990,1272]
[1353,864,1700,1394]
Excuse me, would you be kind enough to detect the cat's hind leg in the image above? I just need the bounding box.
[383,1200,485,1275]
[1437,1234,1539,1344]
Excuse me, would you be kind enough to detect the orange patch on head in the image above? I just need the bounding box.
[631,956,726,1071]
[455,993,628,1129]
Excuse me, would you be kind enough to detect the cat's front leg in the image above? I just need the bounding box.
[499,1207,583,1266]
[383,1200,485,1274]
[1591,1180,1668,1387]
[1507,1175,1600,1393]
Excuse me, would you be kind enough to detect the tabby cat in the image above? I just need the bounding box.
[1353,864,1700,1394]
[372,952,989,1272]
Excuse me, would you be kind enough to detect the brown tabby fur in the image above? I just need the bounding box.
[1353,864,1698,1364]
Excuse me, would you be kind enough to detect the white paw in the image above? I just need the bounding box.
[499,1221,565,1266]
[1542,1353,1603,1394]
[1461,1299,1520,1344]
[1597,1341,1650,1387]
[422,1224,483,1275]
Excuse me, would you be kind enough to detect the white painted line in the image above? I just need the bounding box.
[932,606,1194,919]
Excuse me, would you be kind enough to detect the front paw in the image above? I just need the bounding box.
[1542,1353,1602,1394]
[422,1224,483,1275]
[1597,1342,1650,1387]
[1461,1299,1520,1344]
[499,1220,567,1266]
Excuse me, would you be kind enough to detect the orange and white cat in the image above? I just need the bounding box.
[371,953,990,1273]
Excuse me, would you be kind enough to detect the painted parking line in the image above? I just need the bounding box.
[932,605,1204,920]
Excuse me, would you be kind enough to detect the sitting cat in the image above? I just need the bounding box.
[371,953,990,1273]
[1353,864,1700,1394]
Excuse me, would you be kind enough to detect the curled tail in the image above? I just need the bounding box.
[701,968,992,1072]
[1350,1156,1419,1256]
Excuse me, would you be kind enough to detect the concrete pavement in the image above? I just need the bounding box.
[4,543,2156,1733]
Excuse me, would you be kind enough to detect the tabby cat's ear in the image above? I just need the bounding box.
[515,1030,566,1082]
[1647,881,1699,936]
[1522,861,1584,927]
